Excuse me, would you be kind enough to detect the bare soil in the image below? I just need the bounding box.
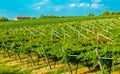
[6,60,20,66]
[31,64,64,74]
[64,67,95,74]
[0,57,13,62]
[112,71,120,74]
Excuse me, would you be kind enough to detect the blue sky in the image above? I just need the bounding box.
[0,0,120,19]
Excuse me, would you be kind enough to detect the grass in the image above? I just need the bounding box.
[0,62,22,74]
[0,54,120,74]
[45,63,85,74]
[0,55,53,74]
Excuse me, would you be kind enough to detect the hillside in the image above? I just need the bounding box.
[0,16,120,74]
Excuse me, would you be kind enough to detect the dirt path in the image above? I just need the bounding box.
[18,60,48,71]
[64,67,95,74]
[1,56,119,74]
[5,56,38,66]
[112,71,120,74]
[6,60,20,66]
[31,64,64,74]
[0,57,13,63]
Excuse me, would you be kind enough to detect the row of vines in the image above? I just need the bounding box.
[0,18,120,74]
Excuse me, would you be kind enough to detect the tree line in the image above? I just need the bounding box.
[0,10,120,21]
[88,10,120,16]
[39,10,120,18]
[0,16,8,22]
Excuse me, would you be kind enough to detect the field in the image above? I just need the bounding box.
[0,16,120,74]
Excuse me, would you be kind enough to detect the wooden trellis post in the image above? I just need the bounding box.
[96,32,103,74]
[62,47,72,74]
[41,45,51,69]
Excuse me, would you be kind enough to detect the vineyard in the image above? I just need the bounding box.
[0,17,120,74]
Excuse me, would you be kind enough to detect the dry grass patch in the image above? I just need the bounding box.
[6,60,20,66]
[112,71,120,74]
[31,64,64,74]
[64,67,95,74]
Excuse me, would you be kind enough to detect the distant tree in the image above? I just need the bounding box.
[39,14,60,18]
[0,16,9,21]
[88,13,95,16]
[40,14,45,18]
[50,14,54,17]
[110,11,116,15]
[116,12,120,15]
[49,14,57,18]
[31,17,37,19]
[102,10,110,15]
[61,16,65,18]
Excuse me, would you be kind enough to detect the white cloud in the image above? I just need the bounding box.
[39,0,103,12]
[76,2,103,9]
[91,4,98,8]
[31,0,49,10]
[35,6,41,10]
[54,4,77,12]
[53,2,103,12]
[78,3,90,7]
[55,8,60,11]
[54,6,65,11]
[91,0,103,9]
[69,4,76,7]
[91,3,103,8]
